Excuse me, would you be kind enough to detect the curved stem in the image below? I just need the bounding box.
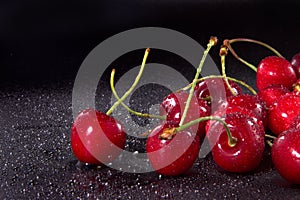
[224,40,257,72]
[229,38,283,58]
[109,67,166,120]
[178,75,257,95]
[106,48,150,115]
[179,36,217,126]
[162,116,237,147]
[224,38,284,73]
[220,46,238,96]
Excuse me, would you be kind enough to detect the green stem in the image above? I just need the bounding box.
[224,38,284,73]
[266,140,273,148]
[109,67,166,120]
[179,37,217,126]
[220,46,238,96]
[178,75,257,95]
[176,116,237,147]
[265,134,277,140]
[106,48,150,115]
[224,40,257,72]
[229,38,283,58]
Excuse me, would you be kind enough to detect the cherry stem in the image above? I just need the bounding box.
[161,116,237,147]
[110,67,166,120]
[106,48,150,116]
[266,140,273,148]
[265,134,277,140]
[178,75,257,95]
[220,45,239,96]
[223,38,284,73]
[293,82,300,92]
[179,36,218,126]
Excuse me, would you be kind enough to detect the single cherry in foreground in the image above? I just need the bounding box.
[272,128,300,184]
[146,124,200,176]
[256,56,297,91]
[71,109,126,165]
[207,113,265,173]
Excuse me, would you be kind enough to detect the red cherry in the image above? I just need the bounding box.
[206,106,264,135]
[291,52,300,78]
[256,56,297,91]
[268,93,300,135]
[293,79,300,95]
[290,114,300,130]
[146,124,200,176]
[226,94,268,127]
[160,91,210,137]
[257,85,289,108]
[207,113,265,173]
[71,109,126,165]
[194,78,243,104]
[272,128,300,184]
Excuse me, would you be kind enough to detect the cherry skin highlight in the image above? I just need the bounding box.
[207,113,265,173]
[291,52,300,78]
[268,93,300,135]
[272,128,300,184]
[194,78,243,105]
[226,94,268,128]
[258,85,289,109]
[256,56,297,91]
[160,91,210,138]
[146,124,200,176]
[71,109,126,165]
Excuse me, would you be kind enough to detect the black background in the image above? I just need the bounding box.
[1,1,300,199]
[1,0,300,83]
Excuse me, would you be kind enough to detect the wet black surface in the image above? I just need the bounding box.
[1,0,300,199]
[1,79,300,200]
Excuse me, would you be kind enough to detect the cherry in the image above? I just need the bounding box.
[71,48,150,165]
[146,124,200,176]
[206,106,264,135]
[257,85,289,108]
[207,113,265,173]
[256,56,297,91]
[290,114,300,130]
[194,78,243,105]
[293,78,300,95]
[291,52,300,78]
[272,128,300,184]
[268,93,300,135]
[71,109,126,165]
[226,94,268,128]
[160,91,210,137]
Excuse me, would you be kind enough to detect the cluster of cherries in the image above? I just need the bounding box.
[70,37,300,184]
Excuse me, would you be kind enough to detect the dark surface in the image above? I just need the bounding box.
[1,0,300,199]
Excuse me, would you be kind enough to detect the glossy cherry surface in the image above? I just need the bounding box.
[71,109,126,165]
[207,113,265,173]
[194,78,243,105]
[268,93,300,135]
[226,94,268,127]
[256,56,297,91]
[206,105,264,135]
[160,91,210,137]
[291,52,300,78]
[146,124,200,176]
[272,128,300,184]
[257,85,289,108]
